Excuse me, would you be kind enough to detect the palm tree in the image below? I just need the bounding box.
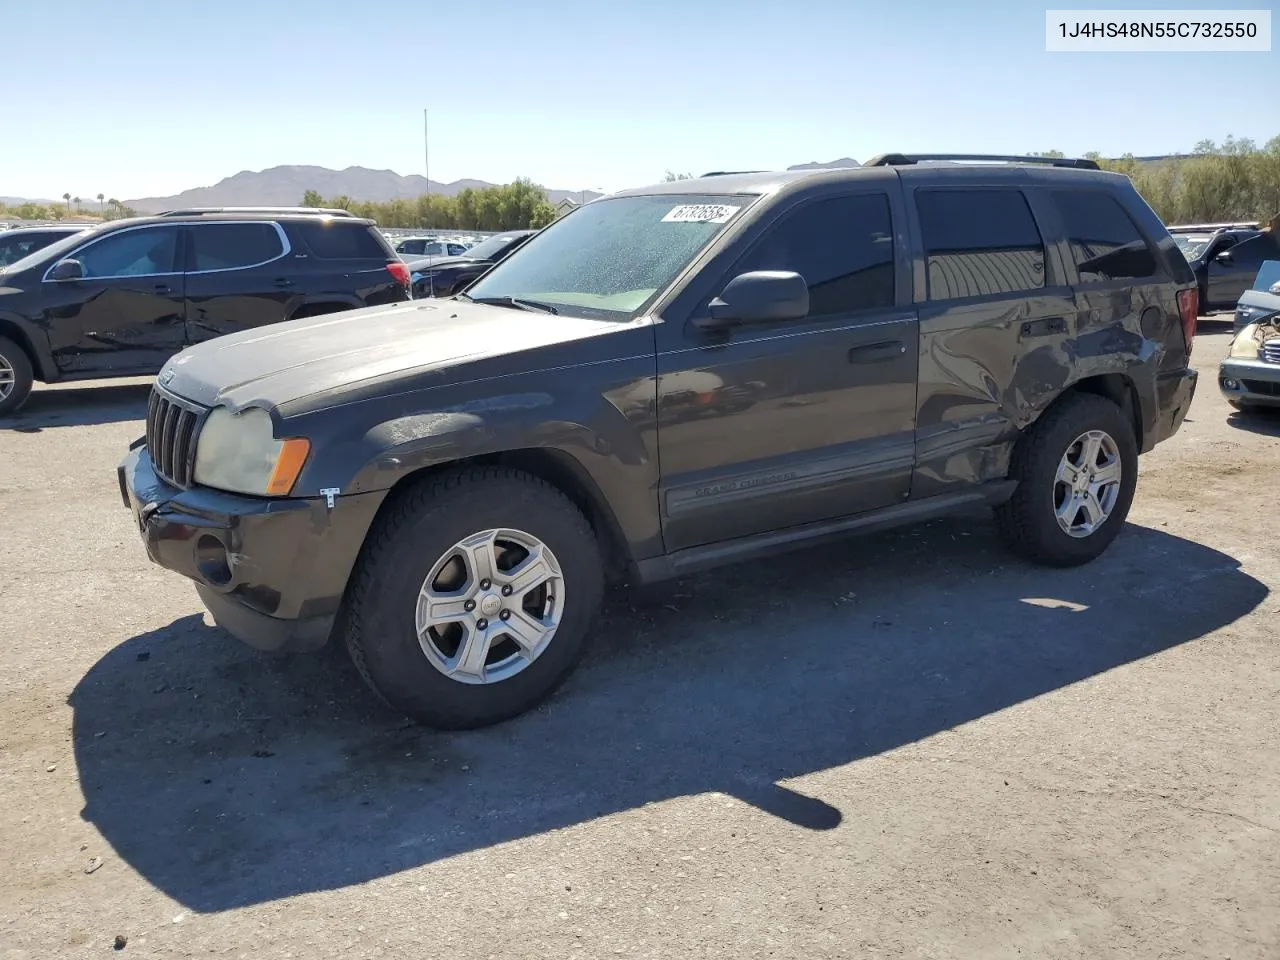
[73,197,81,214]
[97,193,105,216]
[62,192,71,216]
[107,198,120,220]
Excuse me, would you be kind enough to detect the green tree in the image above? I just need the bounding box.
[662,170,693,181]
[1031,150,1066,158]
[96,193,105,215]
[301,189,324,207]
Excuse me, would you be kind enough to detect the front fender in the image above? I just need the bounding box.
[288,371,662,559]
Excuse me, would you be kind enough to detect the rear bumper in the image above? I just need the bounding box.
[118,446,386,652]
[1142,367,1197,452]
[1220,358,1280,407]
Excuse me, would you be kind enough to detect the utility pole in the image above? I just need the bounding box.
[423,107,434,298]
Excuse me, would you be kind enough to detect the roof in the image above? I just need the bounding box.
[610,161,1119,199]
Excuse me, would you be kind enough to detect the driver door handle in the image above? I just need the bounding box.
[153,283,172,295]
[848,340,906,363]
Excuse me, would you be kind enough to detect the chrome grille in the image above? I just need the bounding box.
[145,388,204,487]
[1261,338,1280,365]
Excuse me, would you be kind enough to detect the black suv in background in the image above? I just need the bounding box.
[0,224,92,267]
[1169,222,1280,312]
[407,229,538,298]
[119,155,1198,730]
[0,208,410,414]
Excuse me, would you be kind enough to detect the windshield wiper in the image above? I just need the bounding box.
[466,295,559,315]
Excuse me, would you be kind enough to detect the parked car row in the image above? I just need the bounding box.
[403,230,537,298]
[0,208,411,414]
[1219,258,1280,411]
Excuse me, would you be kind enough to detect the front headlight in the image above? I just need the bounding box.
[1228,324,1260,360]
[193,406,310,496]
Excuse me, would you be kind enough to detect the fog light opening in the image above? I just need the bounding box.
[1222,378,1240,390]
[195,535,232,586]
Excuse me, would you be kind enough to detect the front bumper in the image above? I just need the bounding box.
[1220,358,1280,407]
[118,446,386,652]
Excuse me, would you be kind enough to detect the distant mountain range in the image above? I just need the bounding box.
[3,157,866,214]
[118,166,607,213]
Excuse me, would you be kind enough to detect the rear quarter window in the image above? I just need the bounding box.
[293,221,391,260]
[1052,190,1160,283]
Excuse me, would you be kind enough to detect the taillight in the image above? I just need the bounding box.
[1176,288,1198,356]
[386,261,411,287]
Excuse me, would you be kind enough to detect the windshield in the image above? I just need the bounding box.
[464,232,528,260]
[1,226,96,274]
[464,194,754,319]
[1172,233,1214,261]
[1253,259,1280,293]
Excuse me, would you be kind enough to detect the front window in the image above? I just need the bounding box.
[464,194,755,319]
[1172,234,1214,261]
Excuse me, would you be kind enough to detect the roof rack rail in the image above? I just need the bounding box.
[1166,221,1261,233]
[864,153,1100,171]
[156,206,357,218]
[698,170,767,177]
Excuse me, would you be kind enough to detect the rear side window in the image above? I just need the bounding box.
[735,193,896,315]
[1052,191,1159,283]
[190,223,283,271]
[294,221,390,260]
[917,189,1046,300]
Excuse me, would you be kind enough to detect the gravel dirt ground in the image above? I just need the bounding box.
[1,325,1277,960]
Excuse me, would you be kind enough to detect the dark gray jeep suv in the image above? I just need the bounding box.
[118,154,1200,729]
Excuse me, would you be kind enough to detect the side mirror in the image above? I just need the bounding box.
[49,258,84,281]
[697,270,809,330]
[1214,250,1234,265]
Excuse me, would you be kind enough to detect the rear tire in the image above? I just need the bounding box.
[0,336,34,416]
[342,466,604,729]
[995,392,1138,567]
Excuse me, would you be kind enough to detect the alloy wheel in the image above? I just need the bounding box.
[414,528,565,684]
[1054,429,1123,538]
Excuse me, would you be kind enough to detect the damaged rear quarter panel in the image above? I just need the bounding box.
[912,282,1172,498]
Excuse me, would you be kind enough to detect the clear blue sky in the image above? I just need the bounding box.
[5,0,1276,201]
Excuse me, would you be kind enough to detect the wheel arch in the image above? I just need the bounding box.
[0,315,54,381]
[1062,372,1143,449]
[359,448,637,585]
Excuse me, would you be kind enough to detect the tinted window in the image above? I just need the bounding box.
[917,189,1046,300]
[294,222,390,260]
[735,194,896,315]
[398,239,426,255]
[73,227,180,279]
[190,223,283,271]
[1225,233,1280,268]
[1052,191,1159,283]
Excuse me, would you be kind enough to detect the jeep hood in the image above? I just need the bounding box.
[160,300,631,411]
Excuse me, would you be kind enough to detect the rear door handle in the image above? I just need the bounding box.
[275,278,295,288]
[153,283,172,295]
[1020,316,1068,338]
[848,339,906,363]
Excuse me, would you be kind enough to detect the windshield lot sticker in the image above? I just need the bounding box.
[662,204,741,224]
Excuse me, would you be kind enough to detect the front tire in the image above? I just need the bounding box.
[996,393,1138,567]
[342,466,604,729]
[0,336,34,416]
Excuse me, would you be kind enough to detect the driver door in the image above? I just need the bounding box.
[654,189,919,552]
[43,224,187,375]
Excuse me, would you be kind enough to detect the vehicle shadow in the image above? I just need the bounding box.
[1226,407,1280,436]
[69,516,1267,913]
[1,382,150,432]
